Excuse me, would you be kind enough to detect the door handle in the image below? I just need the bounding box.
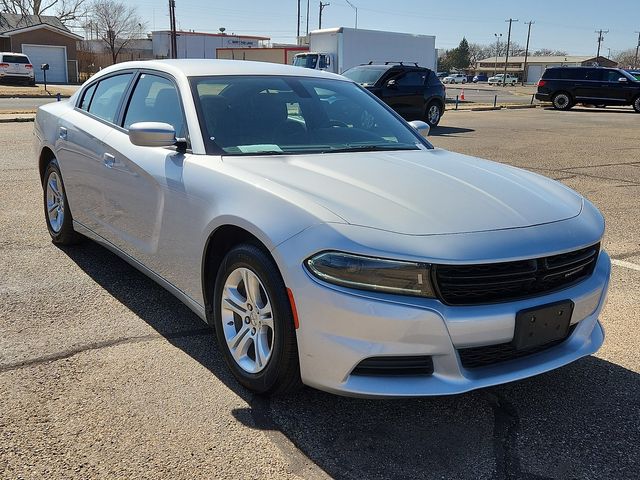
[59,127,67,140]
[103,152,115,168]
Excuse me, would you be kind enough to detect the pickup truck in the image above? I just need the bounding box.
[488,73,518,86]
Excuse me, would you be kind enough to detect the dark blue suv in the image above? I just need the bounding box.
[342,63,446,127]
[536,66,640,112]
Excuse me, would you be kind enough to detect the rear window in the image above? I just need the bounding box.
[2,55,30,64]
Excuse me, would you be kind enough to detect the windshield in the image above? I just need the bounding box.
[192,75,430,156]
[341,66,388,86]
[293,54,318,69]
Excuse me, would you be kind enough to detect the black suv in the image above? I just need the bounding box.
[536,66,640,112]
[342,63,446,127]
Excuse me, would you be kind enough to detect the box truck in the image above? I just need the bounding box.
[292,27,436,74]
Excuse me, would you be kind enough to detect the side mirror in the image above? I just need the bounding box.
[618,77,628,82]
[386,79,397,89]
[409,120,430,138]
[129,122,177,147]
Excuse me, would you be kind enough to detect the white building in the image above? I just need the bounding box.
[152,30,269,59]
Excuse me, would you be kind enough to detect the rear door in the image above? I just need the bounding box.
[382,69,428,120]
[57,72,134,232]
[573,68,603,101]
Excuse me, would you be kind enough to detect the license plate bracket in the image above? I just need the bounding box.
[513,300,574,350]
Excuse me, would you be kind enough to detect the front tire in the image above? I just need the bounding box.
[633,96,640,113]
[43,159,81,245]
[213,244,302,395]
[552,92,573,110]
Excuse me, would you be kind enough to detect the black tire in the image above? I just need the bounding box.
[633,96,640,113]
[213,244,302,395]
[42,159,82,245]
[552,92,573,110]
[424,100,443,127]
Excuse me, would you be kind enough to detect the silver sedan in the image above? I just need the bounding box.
[35,60,610,397]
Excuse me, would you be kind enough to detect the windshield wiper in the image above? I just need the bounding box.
[321,144,420,153]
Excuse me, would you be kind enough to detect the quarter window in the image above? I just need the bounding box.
[87,73,133,123]
[123,73,186,137]
[79,83,97,111]
[395,71,427,86]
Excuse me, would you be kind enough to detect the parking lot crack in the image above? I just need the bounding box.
[0,327,211,373]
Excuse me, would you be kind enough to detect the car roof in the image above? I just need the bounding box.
[90,59,349,82]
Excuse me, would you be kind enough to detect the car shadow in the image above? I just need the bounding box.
[429,126,475,137]
[59,240,640,480]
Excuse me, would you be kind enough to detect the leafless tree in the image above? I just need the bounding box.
[0,0,88,25]
[612,48,636,68]
[91,0,146,64]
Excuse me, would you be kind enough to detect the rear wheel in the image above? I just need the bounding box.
[424,101,442,127]
[43,159,82,245]
[213,244,302,395]
[633,96,640,113]
[552,92,573,110]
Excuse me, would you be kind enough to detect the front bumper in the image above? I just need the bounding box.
[275,231,610,398]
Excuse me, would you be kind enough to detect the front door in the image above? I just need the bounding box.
[381,70,428,120]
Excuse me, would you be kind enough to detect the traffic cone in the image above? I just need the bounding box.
[460,89,465,101]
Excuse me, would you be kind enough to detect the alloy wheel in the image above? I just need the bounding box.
[46,171,65,233]
[220,267,274,374]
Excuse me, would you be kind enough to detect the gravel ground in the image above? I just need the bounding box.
[1,107,638,479]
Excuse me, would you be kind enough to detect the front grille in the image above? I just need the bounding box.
[433,244,599,306]
[351,356,434,376]
[458,324,577,369]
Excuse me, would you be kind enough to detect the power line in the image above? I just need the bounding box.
[503,18,518,87]
[594,29,608,59]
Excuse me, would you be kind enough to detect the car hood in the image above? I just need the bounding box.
[226,149,583,235]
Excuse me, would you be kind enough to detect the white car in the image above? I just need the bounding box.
[0,52,35,85]
[35,60,610,398]
[488,73,518,86]
[442,73,467,84]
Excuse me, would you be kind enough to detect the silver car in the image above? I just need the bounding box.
[35,60,610,398]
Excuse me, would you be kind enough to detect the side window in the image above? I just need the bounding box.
[87,73,133,123]
[123,73,185,137]
[79,83,97,111]
[604,70,622,82]
[395,71,427,86]
[585,69,603,81]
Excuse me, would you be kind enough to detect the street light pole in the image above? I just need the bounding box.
[345,0,358,29]
[503,18,518,87]
[634,31,640,68]
[493,33,502,76]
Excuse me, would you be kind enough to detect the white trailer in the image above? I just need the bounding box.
[293,27,436,74]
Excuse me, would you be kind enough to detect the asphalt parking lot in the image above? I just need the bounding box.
[1,106,639,479]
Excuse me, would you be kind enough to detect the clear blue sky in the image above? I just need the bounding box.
[133,0,639,56]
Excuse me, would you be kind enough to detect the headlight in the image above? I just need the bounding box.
[305,251,436,298]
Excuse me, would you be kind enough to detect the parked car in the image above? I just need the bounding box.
[442,73,466,84]
[536,66,640,111]
[473,73,488,83]
[342,63,445,127]
[0,52,35,86]
[35,59,610,398]
[436,72,449,79]
[488,73,518,86]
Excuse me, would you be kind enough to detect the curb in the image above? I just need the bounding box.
[504,104,538,109]
[0,117,35,123]
[0,94,70,99]
[469,106,502,111]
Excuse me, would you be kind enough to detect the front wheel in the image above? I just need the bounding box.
[213,244,302,395]
[552,92,573,110]
[633,96,640,113]
[43,159,82,245]
[425,101,442,127]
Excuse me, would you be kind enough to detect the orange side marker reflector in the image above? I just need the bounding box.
[287,288,300,329]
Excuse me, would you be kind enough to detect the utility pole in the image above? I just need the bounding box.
[297,0,301,39]
[595,29,608,60]
[319,2,329,29]
[345,0,358,29]
[522,21,534,85]
[168,0,177,59]
[634,31,640,68]
[502,18,518,86]
[493,33,502,76]
[306,0,310,36]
